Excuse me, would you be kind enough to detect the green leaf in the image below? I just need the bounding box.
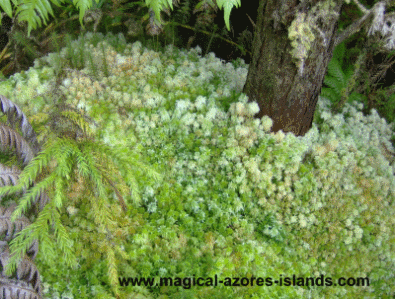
[145,0,173,23]
[15,0,55,35]
[216,0,241,31]
[0,0,13,17]
[73,0,92,25]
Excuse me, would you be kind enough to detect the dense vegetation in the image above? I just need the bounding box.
[0,31,394,298]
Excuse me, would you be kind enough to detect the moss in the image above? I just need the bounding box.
[1,31,394,298]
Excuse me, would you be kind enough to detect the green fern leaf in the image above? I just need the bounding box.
[320,85,339,103]
[344,65,354,79]
[60,110,95,137]
[0,0,13,17]
[321,41,356,107]
[216,0,241,31]
[326,57,345,85]
[73,0,92,25]
[11,172,56,221]
[15,0,55,35]
[145,0,173,23]
[323,76,344,95]
[106,245,119,295]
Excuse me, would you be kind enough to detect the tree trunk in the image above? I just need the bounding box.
[243,0,344,136]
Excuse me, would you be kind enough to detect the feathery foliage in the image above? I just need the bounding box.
[0,0,239,37]
[14,0,57,34]
[215,0,240,31]
[320,41,366,113]
[145,0,174,24]
[0,91,162,297]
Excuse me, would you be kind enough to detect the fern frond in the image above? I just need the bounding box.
[105,244,119,295]
[80,145,106,198]
[6,201,76,276]
[35,228,56,265]
[53,139,74,180]
[96,141,162,182]
[81,140,162,206]
[72,0,93,25]
[75,149,90,178]
[215,0,241,31]
[91,192,112,226]
[60,110,95,138]
[0,160,51,217]
[323,76,344,96]
[0,164,22,188]
[0,205,31,242]
[325,58,346,86]
[0,243,42,296]
[114,242,129,260]
[11,172,56,221]
[0,0,13,17]
[4,225,37,275]
[53,175,66,209]
[0,95,41,155]
[0,139,56,204]
[321,42,360,110]
[52,206,75,263]
[0,124,35,166]
[0,277,41,299]
[320,85,339,103]
[15,0,55,35]
[145,0,174,23]
[98,169,128,211]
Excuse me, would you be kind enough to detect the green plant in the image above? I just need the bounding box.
[366,86,395,124]
[0,94,162,297]
[320,41,366,113]
[3,30,395,298]
[0,0,241,36]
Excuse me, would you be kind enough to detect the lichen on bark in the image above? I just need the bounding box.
[288,0,340,75]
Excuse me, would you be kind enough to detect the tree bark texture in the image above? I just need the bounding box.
[243,0,344,136]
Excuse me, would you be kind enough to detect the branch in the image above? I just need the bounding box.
[246,13,256,28]
[353,0,369,14]
[101,173,127,212]
[334,1,378,47]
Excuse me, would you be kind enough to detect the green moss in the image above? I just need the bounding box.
[1,32,394,298]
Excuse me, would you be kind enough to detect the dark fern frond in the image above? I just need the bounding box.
[0,203,41,283]
[0,95,41,156]
[0,125,35,166]
[0,243,42,296]
[0,164,22,189]
[0,205,31,242]
[0,277,41,299]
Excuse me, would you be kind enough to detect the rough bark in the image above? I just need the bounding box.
[243,0,344,136]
